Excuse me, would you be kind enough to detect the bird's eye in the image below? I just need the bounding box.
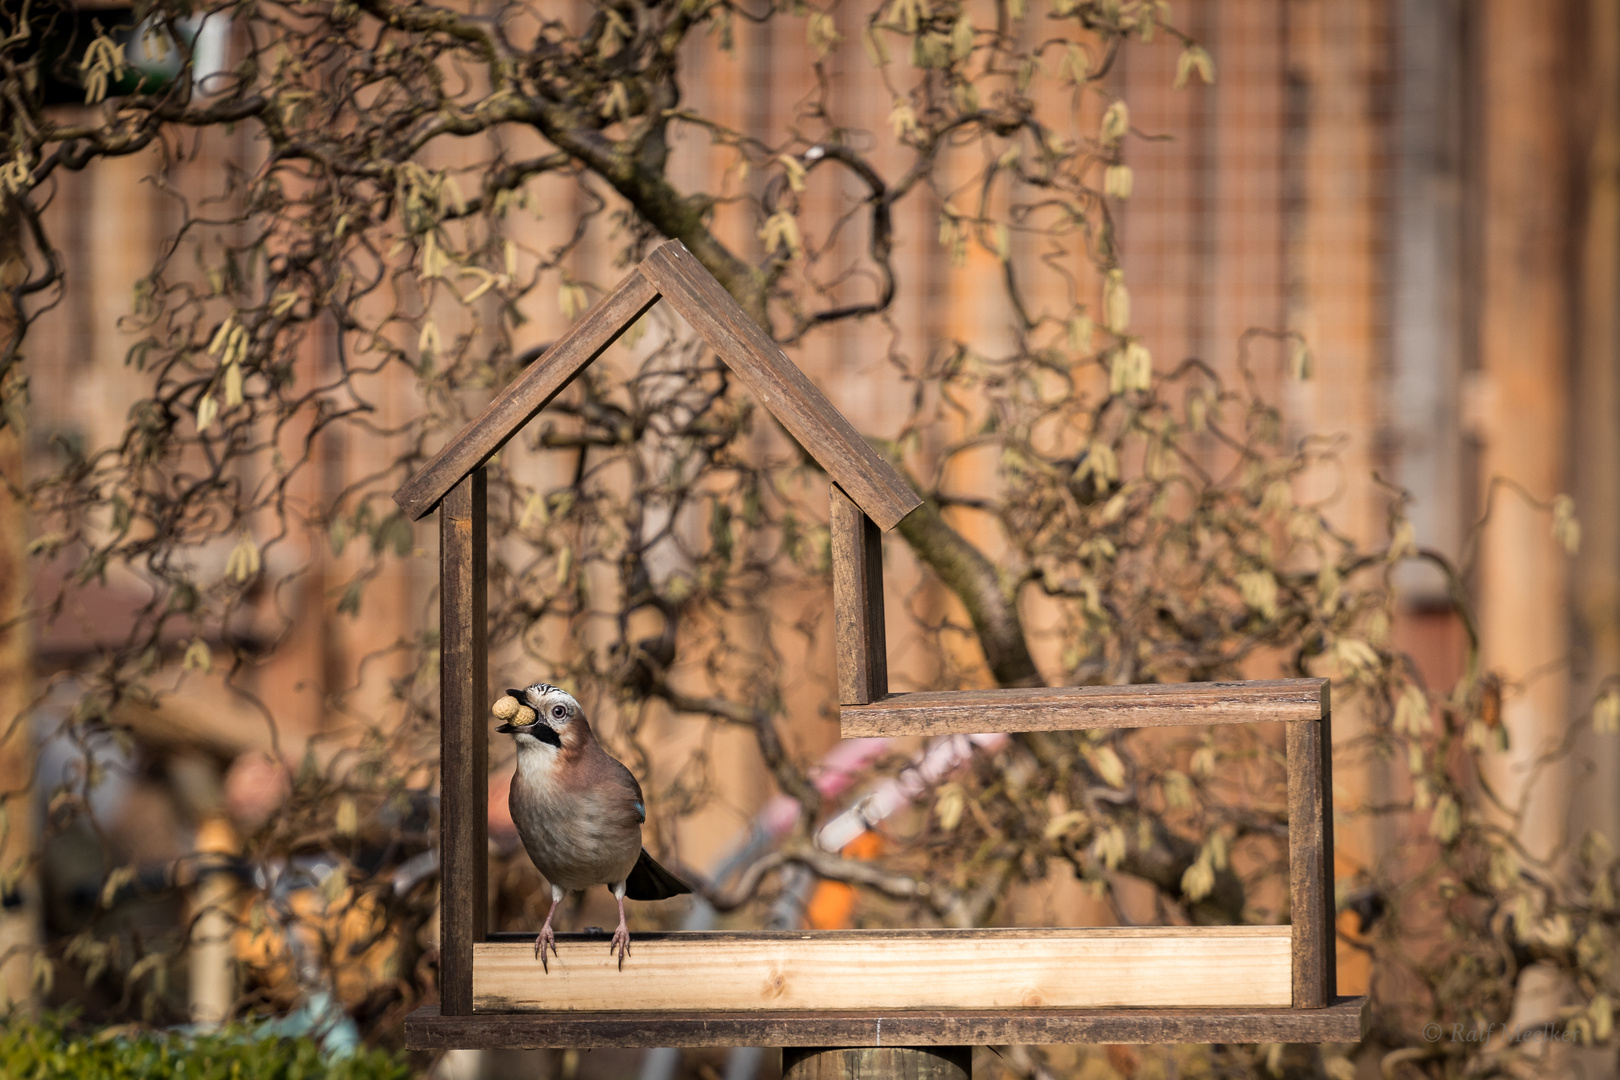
[551,704,567,719]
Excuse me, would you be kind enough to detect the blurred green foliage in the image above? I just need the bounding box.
[0,1015,412,1080]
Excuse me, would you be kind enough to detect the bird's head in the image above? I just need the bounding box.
[495,683,585,752]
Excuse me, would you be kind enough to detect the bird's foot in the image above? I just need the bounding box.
[534,923,557,972]
[610,921,631,971]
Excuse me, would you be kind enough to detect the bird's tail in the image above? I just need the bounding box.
[625,848,693,901]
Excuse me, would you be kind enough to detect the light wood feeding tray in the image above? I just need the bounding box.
[394,240,1366,1049]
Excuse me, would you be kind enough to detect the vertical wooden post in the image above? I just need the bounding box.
[783,1047,971,1080]
[830,484,887,706]
[187,817,240,1025]
[1286,709,1336,1008]
[439,468,489,1016]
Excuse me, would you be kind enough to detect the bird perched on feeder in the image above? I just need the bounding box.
[492,684,691,970]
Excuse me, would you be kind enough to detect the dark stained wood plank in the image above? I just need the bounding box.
[438,470,489,1015]
[831,484,888,705]
[1287,715,1337,1009]
[783,1047,970,1080]
[403,996,1369,1049]
[839,679,1329,737]
[641,241,921,531]
[394,270,660,521]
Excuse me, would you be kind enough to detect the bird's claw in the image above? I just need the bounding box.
[534,924,557,972]
[610,924,631,971]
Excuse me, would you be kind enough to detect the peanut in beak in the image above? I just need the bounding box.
[492,694,538,726]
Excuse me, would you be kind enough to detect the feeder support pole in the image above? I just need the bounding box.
[783,1047,972,1079]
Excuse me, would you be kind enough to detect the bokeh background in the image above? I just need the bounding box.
[2,1,1618,1077]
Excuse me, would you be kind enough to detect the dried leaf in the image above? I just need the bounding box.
[1181,854,1215,900]
[559,279,588,319]
[335,797,359,836]
[1044,809,1087,840]
[195,393,217,433]
[862,25,891,66]
[1595,689,1620,734]
[1099,100,1130,145]
[1067,311,1094,354]
[1061,43,1089,85]
[1174,44,1216,89]
[779,154,807,193]
[950,13,973,60]
[1104,269,1130,333]
[935,784,965,831]
[1104,163,1133,199]
[1084,744,1125,788]
[1554,493,1581,555]
[759,210,803,257]
[1430,792,1461,843]
[807,11,842,56]
[888,99,918,139]
[1288,337,1313,380]
[1395,683,1433,736]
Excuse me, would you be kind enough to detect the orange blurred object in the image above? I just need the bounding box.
[805,831,884,930]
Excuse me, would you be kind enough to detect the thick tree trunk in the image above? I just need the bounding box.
[0,206,37,1010]
[1476,0,1574,864]
[1574,0,1620,875]
[1475,0,1578,1062]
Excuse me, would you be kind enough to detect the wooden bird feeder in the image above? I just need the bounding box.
[395,240,1367,1063]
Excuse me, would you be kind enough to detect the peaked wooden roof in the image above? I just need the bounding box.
[392,240,922,530]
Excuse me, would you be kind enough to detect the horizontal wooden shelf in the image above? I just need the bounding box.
[839,679,1329,738]
[471,927,1291,1014]
[405,996,1368,1048]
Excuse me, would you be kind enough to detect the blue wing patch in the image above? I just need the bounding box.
[634,800,646,823]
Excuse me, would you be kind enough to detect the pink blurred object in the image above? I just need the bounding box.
[223,750,291,828]
[817,733,1007,851]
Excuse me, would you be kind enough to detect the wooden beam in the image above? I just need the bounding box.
[1287,716,1336,1008]
[641,241,922,531]
[404,996,1369,1048]
[471,927,1291,1012]
[439,470,489,1015]
[394,270,660,521]
[831,484,887,705]
[839,679,1329,737]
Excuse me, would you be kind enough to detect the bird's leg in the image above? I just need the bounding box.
[610,882,631,970]
[535,883,563,971]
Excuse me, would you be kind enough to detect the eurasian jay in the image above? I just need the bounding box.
[493,683,691,970]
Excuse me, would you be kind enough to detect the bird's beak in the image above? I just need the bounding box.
[495,722,516,734]
[505,688,527,702]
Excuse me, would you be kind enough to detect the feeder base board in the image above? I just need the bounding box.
[405,996,1369,1049]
